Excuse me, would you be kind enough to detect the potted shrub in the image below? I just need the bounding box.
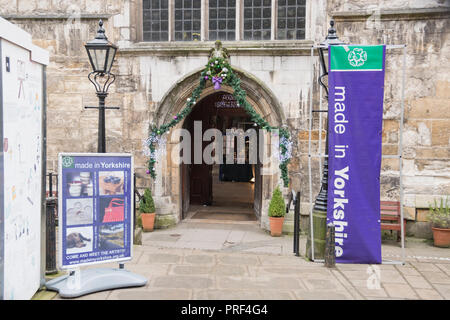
[428,197,450,247]
[139,188,156,232]
[268,186,286,237]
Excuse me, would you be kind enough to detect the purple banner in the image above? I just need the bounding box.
[327,45,386,264]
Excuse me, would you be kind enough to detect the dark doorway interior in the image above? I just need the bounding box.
[181,92,262,221]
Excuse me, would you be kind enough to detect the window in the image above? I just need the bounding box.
[243,0,272,40]
[209,0,236,41]
[142,0,169,42]
[277,0,306,40]
[141,0,307,42]
[174,0,201,41]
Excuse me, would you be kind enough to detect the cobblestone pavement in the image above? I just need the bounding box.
[51,221,450,300]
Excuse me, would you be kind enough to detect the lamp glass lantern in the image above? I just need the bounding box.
[85,20,118,75]
[317,20,347,94]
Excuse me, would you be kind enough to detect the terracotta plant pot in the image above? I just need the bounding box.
[269,216,285,237]
[141,212,156,232]
[432,227,450,248]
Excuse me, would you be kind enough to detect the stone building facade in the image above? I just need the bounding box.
[0,0,448,237]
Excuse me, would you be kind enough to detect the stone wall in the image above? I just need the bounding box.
[0,0,448,236]
[329,0,450,237]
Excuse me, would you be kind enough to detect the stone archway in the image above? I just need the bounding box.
[152,66,286,231]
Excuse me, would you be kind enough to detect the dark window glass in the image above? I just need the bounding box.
[276,0,306,39]
[174,0,201,41]
[208,0,236,40]
[243,0,271,40]
[143,0,169,42]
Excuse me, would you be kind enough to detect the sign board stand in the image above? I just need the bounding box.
[46,267,147,298]
[45,153,146,298]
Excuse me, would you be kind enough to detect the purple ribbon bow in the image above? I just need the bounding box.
[212,76,223,90]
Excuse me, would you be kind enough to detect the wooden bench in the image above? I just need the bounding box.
[380,201,406,242]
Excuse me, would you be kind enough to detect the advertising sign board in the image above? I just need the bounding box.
[327,45,386,264]
[58,153,133,269]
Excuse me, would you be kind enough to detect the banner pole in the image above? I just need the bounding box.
[399,45,407,264]
[308,46,315,261]
[318,71,323,179]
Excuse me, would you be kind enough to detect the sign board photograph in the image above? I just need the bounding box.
[58,153,134,269]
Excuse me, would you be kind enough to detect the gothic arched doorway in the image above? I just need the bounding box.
[154,66,286,230]
[181,91,259,221]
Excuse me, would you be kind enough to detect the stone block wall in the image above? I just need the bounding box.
[330,0,450,237]
[0,0,448,236]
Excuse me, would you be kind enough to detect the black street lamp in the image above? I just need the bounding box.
[314,20,346,213]
[307,19,346,261]
[85,19,118,153]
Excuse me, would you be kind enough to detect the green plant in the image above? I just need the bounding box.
[268,186,286,218]
[139,188,155,213]
[428,197,450,229]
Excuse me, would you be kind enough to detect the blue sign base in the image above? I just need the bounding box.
[45,267,147,298]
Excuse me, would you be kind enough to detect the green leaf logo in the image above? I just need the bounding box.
[62,156,74,168]
[348,48,368,67]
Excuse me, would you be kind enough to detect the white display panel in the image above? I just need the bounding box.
[1,38,44,300]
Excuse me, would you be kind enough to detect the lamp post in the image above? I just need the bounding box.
[314,20,346,212]
[307,19,346,261]
[85,19,118,153]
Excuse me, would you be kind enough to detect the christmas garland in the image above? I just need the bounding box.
[144,56,292,187]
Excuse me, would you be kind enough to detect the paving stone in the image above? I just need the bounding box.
[433,284,450,299]
[302,278,344,291]
[396,266,421,276]
[145,233,181,242]
[354,286,389,298]
[193,289,294,300]
[348,279,370,288]
[153,275,214,289]
[409,262,441,272]
[171,265,212,275]
[383,283,419,299]
[171,265,247,277]
[180,229,230,243]
[142,253,182,264]
[415,289,444,300]
[336,264,369,271]
[293,290,353,300]
[242,246,283,255]
[125,264,171,277]
[217,276,304,290]
[420,271,450,284]
[193,289,262,300]
[254,266,333,279]
[436,264,450,276]
[213,265,248,277]
[184,254,215,265]
[258,255,311,266]
[340,270,371,280]
[109,288,191,300]
[404,275,433,289]
[258,290,295,300]
[175,241,224,250]
[380,270,407,284]
[226,230,246,243]
[218,254,260,266]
